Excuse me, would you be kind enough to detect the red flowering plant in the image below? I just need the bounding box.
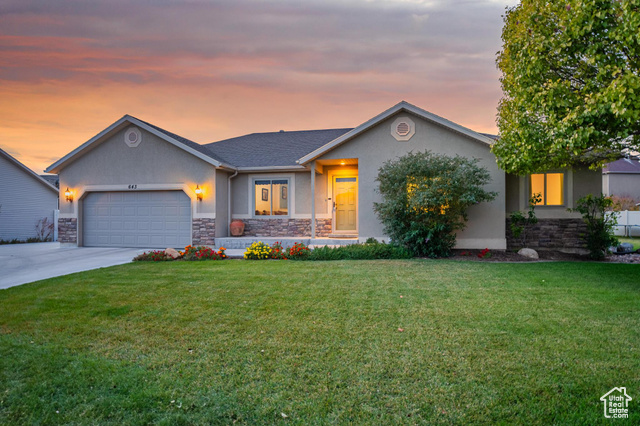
[183,245,227,261]
[270,241,288,260]
[477,248,492,259]
[288,242,310,260]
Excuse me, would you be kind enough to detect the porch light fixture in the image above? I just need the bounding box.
[340,161,346,166]
[195,185,203,201]
[64,188,73,203]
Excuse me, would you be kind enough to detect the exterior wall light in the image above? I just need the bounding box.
[195,185,203,201]
[64,188,73,203]
[340,161,346,166]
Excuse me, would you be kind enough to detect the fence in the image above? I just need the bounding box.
[608,211,640,237]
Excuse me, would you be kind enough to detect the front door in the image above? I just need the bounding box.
[333,176,358,233]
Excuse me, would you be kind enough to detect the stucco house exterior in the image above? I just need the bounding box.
[45,101,601,250]
[0,148,59,241]
[603,157,640,201]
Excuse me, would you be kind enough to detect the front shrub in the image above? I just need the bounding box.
[270,241,288,260]
[244,241,272,260]
[571,194,618,260]
[183,245,227,261]
[133,250,172,262]
[374,151,497,258]
[308,241,412,261]
[288,242,311,260]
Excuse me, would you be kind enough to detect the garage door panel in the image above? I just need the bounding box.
[83,191,191,248]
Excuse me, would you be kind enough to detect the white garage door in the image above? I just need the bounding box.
[83,191,191,248]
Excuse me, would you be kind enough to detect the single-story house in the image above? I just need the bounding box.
[45,101,601,250]
[0,148,59,241]
[603,157,640,201]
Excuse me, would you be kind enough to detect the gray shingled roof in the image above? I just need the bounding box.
[204,128,353,168]
[39,174,59,187]
[134,117,231,165]
[604,158,640,174]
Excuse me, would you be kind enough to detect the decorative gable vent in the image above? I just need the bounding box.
[391,116,415,141]
[396,122,410,136]
[124,127,142,148]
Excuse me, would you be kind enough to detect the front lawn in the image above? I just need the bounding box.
[1,260,639,424]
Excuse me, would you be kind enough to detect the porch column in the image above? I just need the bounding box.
[311,162,316,239]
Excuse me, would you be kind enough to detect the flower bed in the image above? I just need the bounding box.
[133,246,226,262]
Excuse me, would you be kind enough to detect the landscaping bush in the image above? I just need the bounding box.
[270,241,288,260]
[308,241,411,261]
[287,242,311,260]
[571,194,619,260]
[243,241,272,260]
[609,195,640,212]
[374,150,497,258]
[133,250,173,262]
[182,245,227,261]
[509,193,541,248]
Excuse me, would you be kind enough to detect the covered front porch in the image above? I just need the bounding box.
[309,158,359,239]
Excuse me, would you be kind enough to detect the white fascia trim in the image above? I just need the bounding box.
[46,115,225,173]
[0,148,59,193]
[297,101,496,165]
[454,238,507,250]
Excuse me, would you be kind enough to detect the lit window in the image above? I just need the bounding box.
[254,179,289,216]
[530,173,564,206]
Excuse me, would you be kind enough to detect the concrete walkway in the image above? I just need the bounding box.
[0,242,145,290]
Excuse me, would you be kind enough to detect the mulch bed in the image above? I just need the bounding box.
[446,249,640,263]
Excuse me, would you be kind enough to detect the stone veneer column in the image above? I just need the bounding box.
[192,218,215,245]
[241,218,333,238]
[506,218,587,250]
[58,218,78,244]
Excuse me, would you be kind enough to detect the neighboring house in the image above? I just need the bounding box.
[39,174,60,188]
[0,148,59,241]
[45,101,601,250]
[603,157,640,200]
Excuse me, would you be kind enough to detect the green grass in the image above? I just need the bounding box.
[1,260,639,425]
[618,237,640,250]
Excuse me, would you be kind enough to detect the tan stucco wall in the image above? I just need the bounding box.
[230,171,329,218]
[316,111,506,248]
[505,167,602,219]
[215,169,229,237]
[58,126,217,216]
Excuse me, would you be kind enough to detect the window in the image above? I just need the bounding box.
[530,172,564,206]
[254,179,289,216]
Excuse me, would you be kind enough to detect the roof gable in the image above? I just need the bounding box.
[45,115,229,174]
[297,101,496,165]
[603,158,640,174]
[0,148,59,194]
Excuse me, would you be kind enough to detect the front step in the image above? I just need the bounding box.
[215,237,359,250]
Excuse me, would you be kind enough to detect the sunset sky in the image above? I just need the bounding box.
[0,0,518,174]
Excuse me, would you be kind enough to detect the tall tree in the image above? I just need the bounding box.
[493,0,640,175]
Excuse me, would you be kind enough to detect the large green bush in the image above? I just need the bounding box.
[570,194,618,260]
[374,151,497,257]
[309,240,411,261]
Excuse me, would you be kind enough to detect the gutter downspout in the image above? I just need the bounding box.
[228,170,239,236]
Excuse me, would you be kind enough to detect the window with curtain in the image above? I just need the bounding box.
[254,179,289,216]
[530,172,564,206]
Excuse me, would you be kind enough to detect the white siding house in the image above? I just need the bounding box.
[0,148,59,241]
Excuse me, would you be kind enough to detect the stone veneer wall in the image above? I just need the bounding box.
[506,218,587,250]
[242,218,332,237]
[58,218,78,244]
[192,218,216,246]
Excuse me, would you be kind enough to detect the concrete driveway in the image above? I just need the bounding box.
[0,242,145,290]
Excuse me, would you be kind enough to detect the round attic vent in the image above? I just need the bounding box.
[396,122,410,136]
[124,127,142,148]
